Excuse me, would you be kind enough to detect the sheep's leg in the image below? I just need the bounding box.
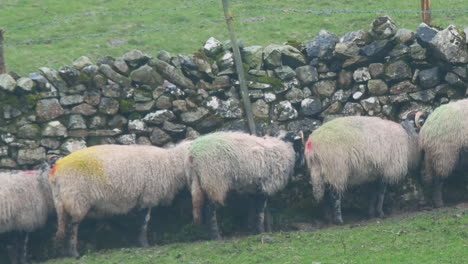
[66,221,80,258]
[253,193,268,234]
[203,200,221,240]
[368,182,378,218]
[433,177,444,208]
[327,189,343,225]
[17,231,29,264]
[55,201,69,241]
[375,181,387,218]
[137,208,151,247]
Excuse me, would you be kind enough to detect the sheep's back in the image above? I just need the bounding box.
[52,145,184,214]
[306,116,410,192]
[419,99,468,178]
[188,132,294,203]
[0,171,50,233]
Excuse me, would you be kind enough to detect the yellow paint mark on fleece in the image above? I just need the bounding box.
[50,147,106,183]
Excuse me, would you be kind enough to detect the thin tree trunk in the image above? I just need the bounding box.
[421,0,431,25]
[0,29,6,74]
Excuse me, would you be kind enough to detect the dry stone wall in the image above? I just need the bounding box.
[0,16,467,193]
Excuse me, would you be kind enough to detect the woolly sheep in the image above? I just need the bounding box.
[186,131,303,239]
[0,156,58,264]
[304,114,423,224]
[49,141,192,257]
[419,99,468,207]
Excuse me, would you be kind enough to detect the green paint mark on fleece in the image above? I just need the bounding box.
[51,146,106,183]
[311,118,362,146]
[423,103,464,139]
[190,132,229,158]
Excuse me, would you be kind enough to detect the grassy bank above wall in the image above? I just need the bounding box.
[44,205,468,264]
[1,0,467,75]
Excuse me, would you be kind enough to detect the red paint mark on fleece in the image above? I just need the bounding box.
[50,164,57,178]
[306,141,314,152]
[24,170,36,175]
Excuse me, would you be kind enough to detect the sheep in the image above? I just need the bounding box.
[186,131,304,239]
[0,156,58,264]
[49,141,192,258]
[419,99,468,208]
[304,114,423,224]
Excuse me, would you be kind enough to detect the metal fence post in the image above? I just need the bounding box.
[421,0,432,25]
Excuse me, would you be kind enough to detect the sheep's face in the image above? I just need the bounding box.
[404,111,428,133]
[279,131,306,169]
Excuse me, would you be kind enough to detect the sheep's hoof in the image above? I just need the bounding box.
[377,211,385,218]
[433,200,444,208]
[334,218,344,225]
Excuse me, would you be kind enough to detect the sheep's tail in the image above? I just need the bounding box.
[187,155,205,226]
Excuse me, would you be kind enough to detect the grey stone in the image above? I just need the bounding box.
[295,66,319,86]
[360,97,381,115]
[42,121,67,137]
[99,97,119,115]
[384,60,412,81]
[248,90,264,100]
[73,56,93,70]
[353,67,371,82]
[409,89,436,102]
[157,50,172,63]
[17,124,40,139]
[2,105,22,120]
[210,76,231,90]
[40,138,61,149]
[334,42,360,58]
[0,158,17,168]
[150,127,171,146]
[68,115,87,129]
[342,102,364,116]
[273,101,298,121]
[352,91,364,100]
[60,139,87,155]
[264,92,276,103]
[215,98,242,119]
[419,67,440,88]
[395,28,415,44]
[93,74,107,88]
[0,146,8,156]
[84,90,101,106]
[155,95,172,110]
[0,74,16,92]
[99,64,131,87]
[452,66,467,80]
[340,29,372,46]
[389,81,418,94]
[116,134,137,145]
[153,60,194,89]
[29,73,51,91]
[242,46,263,69]
[82,64,99,76]
[39,67,68,93]
[252,99,270,118]
[88,115,107,129]
[101,83,121,98]
[60,95,84,106]
[113,58,130,75]
[248,82,272,90]
[16,77,35,92]
[368,79,388,95]
[313,80,336,98]
[217,51,235,74]
[287,118,322,134]
[71,103,97,116]
[36,99,65,122]
[429,25,468,63]
[67,84,87,94]
[130,65,164,87]
[360,39,393,58]
[305,30,339,61]
[190,54,215,79]
[416,23,438,44]
[285,88,304,104]
[323,101,343,114]
[17,147,46,165]
[108,115,128,128]
[388,44,410,59]
[264,44,306,69]
[136,136,152,145]
[162,121,186,134]
[371,16,397,39]
[274,66,296,81]
[143,110,175,125]
[368,63,384,79]
[445,72,465,88]
[1,133,15,144]
[134,89,153,102]
[173,100,188,113]
[342,56,368,68]
[332,89,352,103]
[122,50,151,68]
[58,66,81,86]
[135,101,155,112]
[203,37,223,57]
[337,70,353,89]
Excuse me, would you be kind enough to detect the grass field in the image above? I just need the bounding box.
[43,205,468,264]
[0,0,467,75]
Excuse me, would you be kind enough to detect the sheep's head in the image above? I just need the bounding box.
[35,155,61,179]
[404,111,428,133]
[277,130,305,169]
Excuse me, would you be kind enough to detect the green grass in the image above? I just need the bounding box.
[0,0,467,75]
[44,205,468,264]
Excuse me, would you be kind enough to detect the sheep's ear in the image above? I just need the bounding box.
[47,155,61,165]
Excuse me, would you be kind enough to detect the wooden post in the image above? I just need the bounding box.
[421,0,431,25]
[0,29,5,74]
[221,0,257,136]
